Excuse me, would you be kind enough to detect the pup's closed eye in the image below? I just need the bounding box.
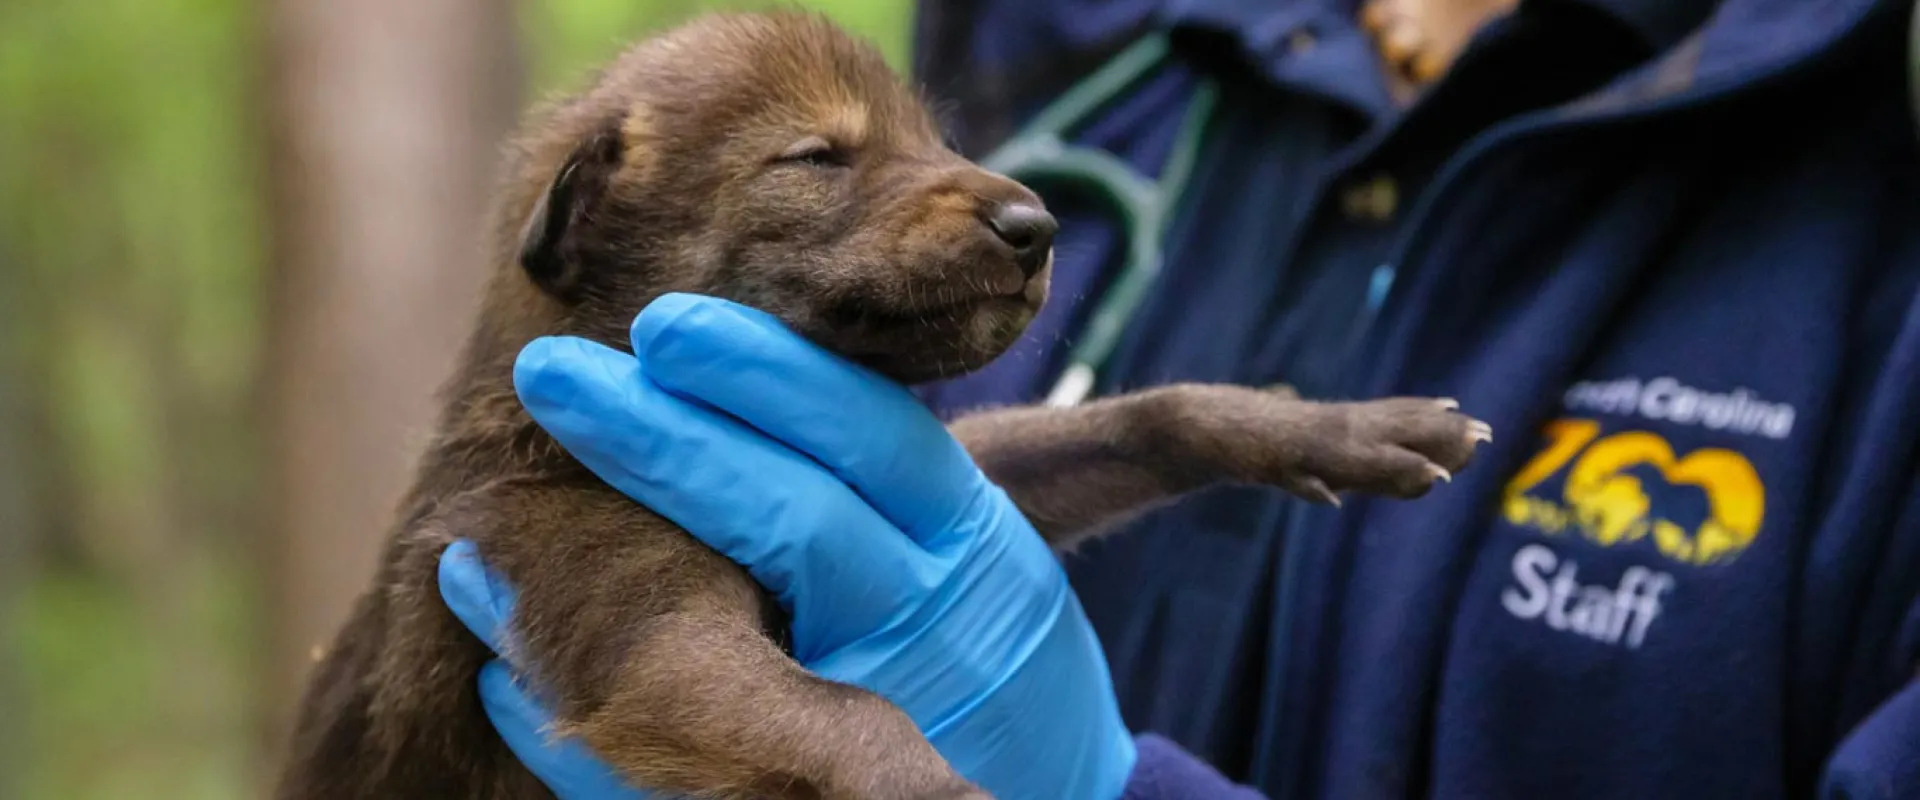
[774,136,850,168]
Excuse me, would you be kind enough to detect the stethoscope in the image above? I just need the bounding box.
[993,2,1920,409]
[977,31,1217,408]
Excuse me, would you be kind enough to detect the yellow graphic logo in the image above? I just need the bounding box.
[1501,419,1766,566]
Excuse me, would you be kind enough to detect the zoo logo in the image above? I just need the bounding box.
[1501,418,1765,566]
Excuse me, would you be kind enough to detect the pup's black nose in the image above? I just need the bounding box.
[986,202,1058,278]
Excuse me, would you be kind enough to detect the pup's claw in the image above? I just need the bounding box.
[1276,396,1489,501]
[1286,475,1343,508]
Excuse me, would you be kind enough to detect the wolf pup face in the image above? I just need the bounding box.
[507,12,1054,384]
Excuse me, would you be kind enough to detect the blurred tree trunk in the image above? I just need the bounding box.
[257,0,523,774]
[0,242,29,800]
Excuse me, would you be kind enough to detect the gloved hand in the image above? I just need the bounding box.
[436,292,1137,800]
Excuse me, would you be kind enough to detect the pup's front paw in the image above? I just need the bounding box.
[1280,397,1491,507]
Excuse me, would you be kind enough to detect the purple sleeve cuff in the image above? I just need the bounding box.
[1821,679,1920,799]
[1119,734,1270,800]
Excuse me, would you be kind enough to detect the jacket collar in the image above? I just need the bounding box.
[1153,0,1896,122]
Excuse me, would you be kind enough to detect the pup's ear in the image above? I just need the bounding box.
[518,121,624,300]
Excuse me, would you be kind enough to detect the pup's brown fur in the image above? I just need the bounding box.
[276,12,1489,799]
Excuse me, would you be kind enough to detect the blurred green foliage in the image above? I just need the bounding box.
[523,0,911,91]
[0,1,908,798]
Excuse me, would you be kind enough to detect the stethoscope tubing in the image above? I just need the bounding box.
[977,32,1219,407]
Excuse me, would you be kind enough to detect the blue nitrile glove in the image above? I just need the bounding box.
[436,292,1137,800]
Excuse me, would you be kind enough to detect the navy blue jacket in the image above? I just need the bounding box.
[911,0,1920,797]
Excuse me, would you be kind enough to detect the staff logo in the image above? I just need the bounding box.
[1501,418,1766,566]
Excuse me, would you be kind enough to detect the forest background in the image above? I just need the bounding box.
[0,1,910,796]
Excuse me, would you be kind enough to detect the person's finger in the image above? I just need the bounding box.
[626,293,991,541]
[477,661,655,800]
[438,539,516,654]
[513,335,945,652]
